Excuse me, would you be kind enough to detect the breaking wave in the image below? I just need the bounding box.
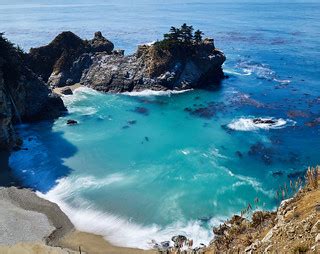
[122,89,192,97]
[37,175,224,250]
[227,117,296,131]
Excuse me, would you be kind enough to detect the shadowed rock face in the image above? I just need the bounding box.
[26,31,225,92]
[26,31,114,87]
[0,34,66,150]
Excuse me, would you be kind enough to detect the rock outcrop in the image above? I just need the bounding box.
[205,168,320,254]
[26,30,225,92]
[26,31,114,87]
[81,39,225,92]
[0,34,66,150]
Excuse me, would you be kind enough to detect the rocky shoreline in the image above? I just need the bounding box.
[0,170,319,254]
[0,26,225,151]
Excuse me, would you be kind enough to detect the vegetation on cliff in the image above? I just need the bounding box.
[0,33,66,150]
[205,166,320,254]
[154,23,206,50]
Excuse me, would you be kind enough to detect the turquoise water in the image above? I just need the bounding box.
[3,0,320,249]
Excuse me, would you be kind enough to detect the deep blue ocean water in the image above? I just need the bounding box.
[1,0,320,249]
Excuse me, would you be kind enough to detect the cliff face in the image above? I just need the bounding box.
[81,39,225,92]
[0,68,16,149]
[0,34,66,150]
[26,31,225,92]
[26,31,114,87]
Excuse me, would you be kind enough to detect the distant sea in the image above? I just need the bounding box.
[2,0,320,249]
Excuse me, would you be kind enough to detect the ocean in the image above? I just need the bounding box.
[1,0,320,249]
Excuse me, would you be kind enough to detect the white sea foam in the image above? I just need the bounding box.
[37,175,224,249]
[219,167,274,198]
[227,117,295,131]
[122,89,192,97]
[223,69,251,76]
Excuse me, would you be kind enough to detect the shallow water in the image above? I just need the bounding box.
[3,0,320,249]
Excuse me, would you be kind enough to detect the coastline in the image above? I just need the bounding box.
[0,187,156,254]
[2,177,319,254]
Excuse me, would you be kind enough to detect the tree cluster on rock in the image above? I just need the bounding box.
[155,23,205,50]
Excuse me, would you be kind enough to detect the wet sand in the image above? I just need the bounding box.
[59,230,157,254]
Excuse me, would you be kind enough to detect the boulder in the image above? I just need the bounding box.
[253,118,277,125]
[67,119,78,125]
[60,87,73,95]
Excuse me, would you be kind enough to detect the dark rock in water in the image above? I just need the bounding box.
[186,102,225,119]
[272,171,284,177]
[145,136,149,142]
[287,152,300,164]
[67,119,78,125]
[248,142,274,165]
[235,151,243,158]
[287,171,305,179]
[253,118,276,125]
[160,241,170,248]
[287,110,310,118]
[191,106,216,119]
[127,120,137,125]
[133,107,149,116]
[199,216,212,223]
[122,125,129,129]
[136,97,167,105]
[60,87,73,95]
[305,117,320,127]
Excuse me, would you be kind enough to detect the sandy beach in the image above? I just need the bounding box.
[0,187,156,254]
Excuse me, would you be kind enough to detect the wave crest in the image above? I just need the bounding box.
[122,89,192,97]
[227,117,295,131]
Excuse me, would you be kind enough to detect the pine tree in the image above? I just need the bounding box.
[194,29,203,44]
[180,23,193,43]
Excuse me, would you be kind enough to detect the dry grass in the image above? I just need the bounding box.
[306,166,320,190]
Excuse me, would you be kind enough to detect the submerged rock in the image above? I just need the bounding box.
[67,119,78,125]
[133,107,149,116]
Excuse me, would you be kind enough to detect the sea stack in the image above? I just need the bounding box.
[25,26,226,92]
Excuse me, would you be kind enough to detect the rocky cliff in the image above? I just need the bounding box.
[205,167,320,254]
[81,38,225,92]
[26,29,225,92]
[26,31,114,87]
[0,34,66,150]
